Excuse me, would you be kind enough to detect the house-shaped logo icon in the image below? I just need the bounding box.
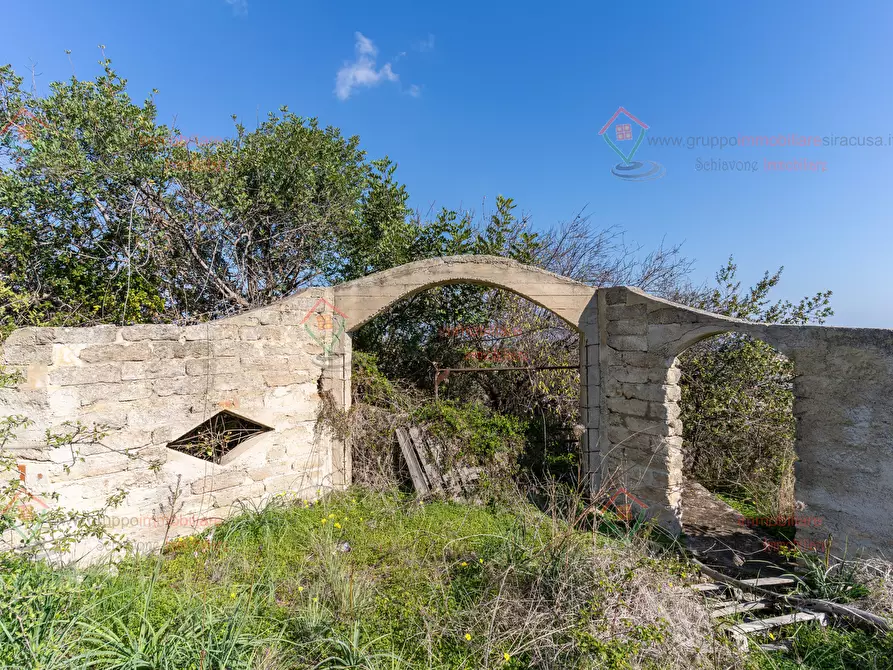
[599,106,649,165]
[598,107,665,182]
[1,108,46,144]
[2,466,49,525]
[301,298,348,355]
[602,487,649,522]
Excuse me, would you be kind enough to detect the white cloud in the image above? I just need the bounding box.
[355,32,377,57]
[408,84,421,98]
[224,0,248,15]
[335,32,400,101]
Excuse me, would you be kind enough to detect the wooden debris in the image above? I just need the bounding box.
[396,427,429,496]
[710,599,771,618]
[395,426,482,499]
[726,612,827,651]
[738,576,796,588]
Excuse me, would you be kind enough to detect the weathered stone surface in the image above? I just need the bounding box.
[604,287,627,305]
[185,357,241,376]
[607,335,648,352]
[1,345,54,365]
[48,364,121,386]
[4,327,57,346]
[79,343,152,363]
[263,371,298,387]
[190,471,248,495]
[122,360,186,380]
[183,324,239,341]
[606,303,647,320]
[153,376,203,397]
[241,356,289,371]
[606,319,647,336]
[79,381,153,405]
[122,325,182,341]
[54,326,119,345]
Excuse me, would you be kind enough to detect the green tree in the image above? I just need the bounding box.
[0,60,409,325]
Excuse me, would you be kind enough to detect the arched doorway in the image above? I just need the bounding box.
[673,330,800,566]
[328,255,600,490]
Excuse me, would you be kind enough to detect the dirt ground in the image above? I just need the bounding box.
[682,480,797,578]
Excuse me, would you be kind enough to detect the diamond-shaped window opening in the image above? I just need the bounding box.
[167,411,272,465]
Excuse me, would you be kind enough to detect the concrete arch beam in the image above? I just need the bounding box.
[331,255,596,332]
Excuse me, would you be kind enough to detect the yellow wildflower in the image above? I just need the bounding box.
[479,558,484,564]
[461,562,468,567]
[298,586,304,592]
[328,513,335,519]
[230,592,236,599]
[334,522,342,529]
[504,652,511,661]
[465,633,472,641]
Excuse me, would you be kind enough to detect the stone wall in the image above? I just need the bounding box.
[3,254,893,558]
[599,287,893,555]
[0,289,350,559]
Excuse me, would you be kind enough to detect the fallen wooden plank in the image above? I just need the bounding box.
[738,577,796,588]
[711,599,771,618]
[692,556,891,633]
[727,611,827,636]
[396,427,430,496]
[691,583,726,593]
[425,434,462,497]
[409,427,443,493]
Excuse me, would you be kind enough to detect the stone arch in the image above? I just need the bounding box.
[328,255,603,495]
[332,255,596,333]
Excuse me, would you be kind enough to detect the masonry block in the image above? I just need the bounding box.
[606,319,647,336]
[607,335,648,352]
[1,345,53,366]
[606,303,647,320]
[49,364,121,387]
[190,471,248,495]
[604,287,627,305]
[122,360,186,380]
[185,357,241,376]
[79,343,152,363]
[183,324,239,341]
[122,325,182,341]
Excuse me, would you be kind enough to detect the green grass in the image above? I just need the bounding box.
[1,488,890,669]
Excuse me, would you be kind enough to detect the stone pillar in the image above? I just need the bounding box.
[599,287,682,533]
[578,301,601,493]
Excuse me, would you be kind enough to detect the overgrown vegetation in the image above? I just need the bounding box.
[0,489,729,669]
[3,490,892,669]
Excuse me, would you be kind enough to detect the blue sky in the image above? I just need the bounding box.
[3,0,893,326]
